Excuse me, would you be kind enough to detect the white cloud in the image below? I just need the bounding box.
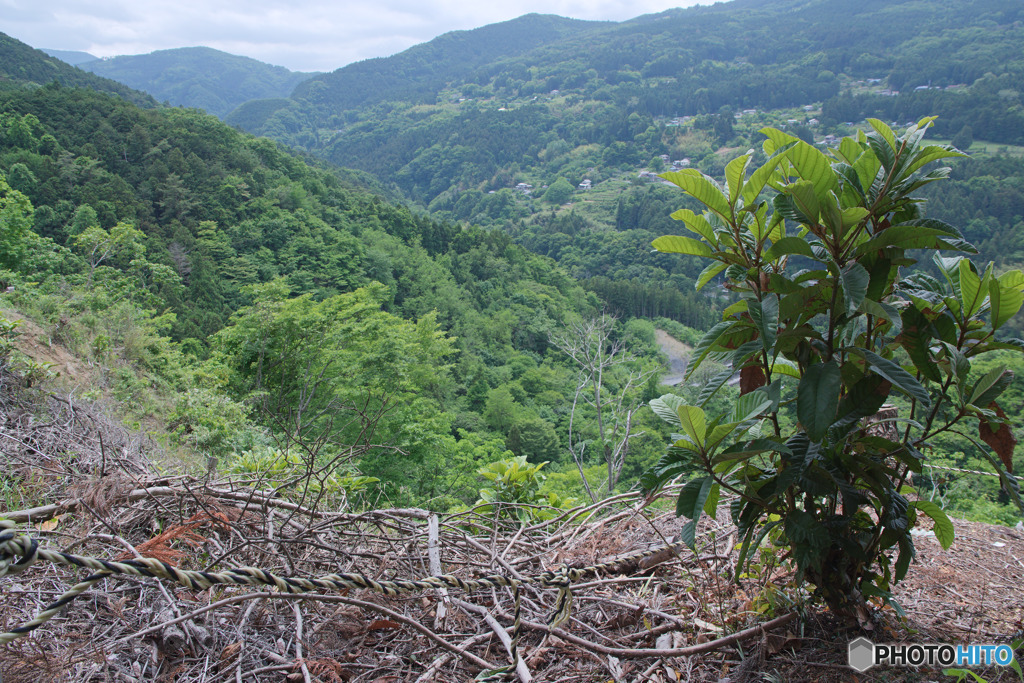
[3,0,708,72]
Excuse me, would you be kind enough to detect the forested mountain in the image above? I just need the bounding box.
[1,11,1021,534]
[0,48,678,509]
[235,0,1024,155]
[78,47,318,118]
[41,48,98,66]
[213,0,1024,327]
[0,32,156,108]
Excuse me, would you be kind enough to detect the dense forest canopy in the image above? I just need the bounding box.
[0,71,678,510]
[204,0,1024,337]
[0,32,157,109]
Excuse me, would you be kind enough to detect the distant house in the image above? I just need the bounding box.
[578,179,592,190]
[808,118,820,126]
[515,182,533,195]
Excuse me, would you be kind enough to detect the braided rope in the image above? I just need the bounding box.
[923,463,1024,481]
[0,518,681,676]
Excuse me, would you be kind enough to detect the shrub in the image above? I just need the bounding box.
[642,118,1024,625]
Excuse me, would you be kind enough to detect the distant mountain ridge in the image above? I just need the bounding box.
[41,48,97,66]
[291,14,608,112]
[223,0,1024,202]
[0,33,156,108]
[78,46,319,118]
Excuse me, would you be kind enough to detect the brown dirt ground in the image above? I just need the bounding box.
[754,517,1024,683]
[1,308,98,389]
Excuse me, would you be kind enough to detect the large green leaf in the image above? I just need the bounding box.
[676,476,715,548]
[749,294,778,352]
[686,321,737,380]
[911,500,954,550]
[990,277,1024,331]
[772,193,812,225]
[696,261,728,291]
[652,235,714,257]
[763,236,813,261]
[867,118,897,154]
[661,169,732,221]
[697,366,738,407]
[833,162,866,201]
[649,394,687,427]
[741,155,784,206]
[797,360,841,442]
[760,127,799,155]
[833,373,891,429]
[786,180,821,225]
[903,145,966,177]
[715,438,791,463]
[856,349,932,407]
[676,404,707,447]
[725,154,751,207]
[997,270,1024,290]
[898,305,941,383]
[854,226,973,257]
[859,298,902,339]
[669,208,717,244]
[784,509,831,563]
[787,140,838,199]
[969,367,1013,408]
[731,390,773,424]
[957,258,986,319]
[840,262,870,316]
[770,357,802,379]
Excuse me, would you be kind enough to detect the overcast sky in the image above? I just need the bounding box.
[4,0,709,73]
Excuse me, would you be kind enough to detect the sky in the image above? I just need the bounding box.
[3,0,708,73]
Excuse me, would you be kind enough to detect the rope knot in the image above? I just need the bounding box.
[0,521,40,578]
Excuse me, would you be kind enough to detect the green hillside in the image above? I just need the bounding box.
[292,14,606,111]
[79,47,318,118]
[1,8,1021,528]
[214,0,1024,326]
[2,17,1023,667]
[0,32,156,108]
[0,47,675,509]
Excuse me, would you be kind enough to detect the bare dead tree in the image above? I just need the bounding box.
[550,315,654,499]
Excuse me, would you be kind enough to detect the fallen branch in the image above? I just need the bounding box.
[519,611,798,659]
[118,591,497,672]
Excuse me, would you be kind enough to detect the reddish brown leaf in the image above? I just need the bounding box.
[366,619,402,631]
[739,365,766,395]
[979,404,1015,473]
